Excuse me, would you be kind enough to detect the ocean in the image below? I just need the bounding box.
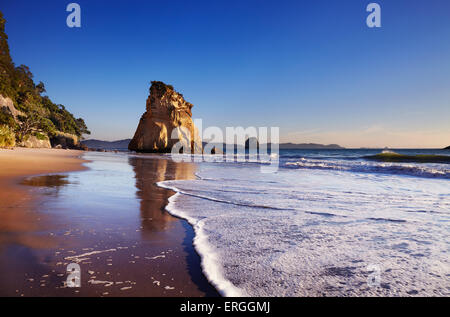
[157,148,450,296]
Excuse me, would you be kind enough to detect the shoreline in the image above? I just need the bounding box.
[157,181,244,297]
[0,149,219,296]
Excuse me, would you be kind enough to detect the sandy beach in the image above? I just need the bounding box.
[0,148,87,246]
[0,149,218,297]
[0,148,87,180]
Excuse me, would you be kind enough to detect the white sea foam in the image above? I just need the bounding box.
[285,158,449,179]
[158,163,450,296]
[158,182,245,297]
[64,249,117,263]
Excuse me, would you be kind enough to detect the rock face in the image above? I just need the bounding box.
[50,132,79,149]
[129,81,202,153]
[21,135,51,149]
[0,95,24,120]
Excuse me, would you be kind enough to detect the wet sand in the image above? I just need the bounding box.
[0,149,218,296]
[0,148,87,249]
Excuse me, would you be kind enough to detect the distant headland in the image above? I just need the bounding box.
[81,138,344,152]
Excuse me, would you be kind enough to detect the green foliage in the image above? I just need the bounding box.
[0,124,15,147]
[0,110,15,127]
[0,12,15,99]
[34,132,47,140]
[75,118,90,136]
[16,112,40,141]
[0,10,90,142]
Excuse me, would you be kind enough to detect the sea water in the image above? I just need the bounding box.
[158,149,450,296]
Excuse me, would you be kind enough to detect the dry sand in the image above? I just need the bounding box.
[0,147,87,180]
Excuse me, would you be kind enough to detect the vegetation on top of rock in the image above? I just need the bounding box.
[150,81,174,94]
[149,81,191,102]
[0,11,90,144]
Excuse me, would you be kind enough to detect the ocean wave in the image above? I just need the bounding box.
[363,151,450,164]
[284,158,450,179]
[158,180,292,211]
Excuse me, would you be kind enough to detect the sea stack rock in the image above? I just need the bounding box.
[129,81,202,153]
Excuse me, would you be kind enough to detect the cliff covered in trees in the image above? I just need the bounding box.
[0,11,89,148]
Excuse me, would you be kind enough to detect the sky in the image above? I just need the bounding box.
[1,0,449,148]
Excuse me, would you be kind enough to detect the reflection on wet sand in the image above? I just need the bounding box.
[0,174,73,249]
[21,175,70,188]
[129,156,196,235]
[0,153,218,297]
[0,180,59,250]
[0,178,63,296]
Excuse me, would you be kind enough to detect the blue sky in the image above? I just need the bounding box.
[1,0,449,148]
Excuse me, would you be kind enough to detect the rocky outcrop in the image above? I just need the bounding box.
[0,95,24,120]
[129,81,202,153]
[50,132,83,149]
[20,135,51,148]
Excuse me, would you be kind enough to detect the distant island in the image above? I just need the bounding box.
[444,146,450,150]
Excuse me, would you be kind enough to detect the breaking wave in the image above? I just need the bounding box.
[284,157,450,179]
[363,150,450,164]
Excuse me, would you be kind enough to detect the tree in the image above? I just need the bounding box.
[0,12,15,98]
[36,81,46,95]
[75,118,90,137]
[0,12,12,64]
[16,111,57,141]
[16,113,40,141]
